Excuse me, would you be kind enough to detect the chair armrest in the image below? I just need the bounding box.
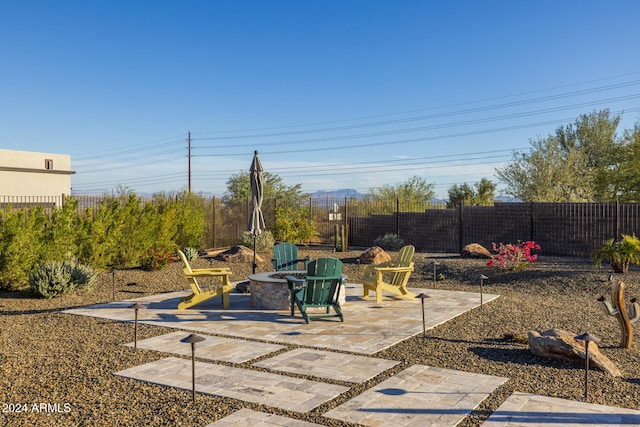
[306,275,344,281]
[189,269,231,277]
[373,266,413,273]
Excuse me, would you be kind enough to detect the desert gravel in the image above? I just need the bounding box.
[2,247,640,426]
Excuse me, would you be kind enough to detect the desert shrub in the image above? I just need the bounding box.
[29,260,96,297]
[373,233,405,251]
[70,262,97,290]
[488,241,540,270]
[181,247,200,262]
[140,246,173,271]
[239,230,274,251]
[0,206,48,290]
[594,234,640,274]
[273,207,318,244]
[172,191,205,249]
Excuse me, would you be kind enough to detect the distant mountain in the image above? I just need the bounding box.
[311,189,365,199]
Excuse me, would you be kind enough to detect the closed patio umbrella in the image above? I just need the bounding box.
[248,150,265,274]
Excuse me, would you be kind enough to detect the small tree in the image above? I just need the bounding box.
[272,207,318,244]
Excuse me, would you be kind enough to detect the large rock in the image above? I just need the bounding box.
[461,243,492,259]
[359,246,392,265]
[528,328,621,376]
[214,245,264,264]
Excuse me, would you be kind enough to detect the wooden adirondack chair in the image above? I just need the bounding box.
[286,257,344,324]
[177,249,233,310]
[272,242,310,271]
[362,245,416,303]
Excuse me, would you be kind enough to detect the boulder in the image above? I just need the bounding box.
[461,243,492,259]
[528,328,621,376]
[235,280,250,293]
[214,245,264,264]
[359,246,392,265]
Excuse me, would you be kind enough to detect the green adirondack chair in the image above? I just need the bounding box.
[272,242,310,271]
[286,257,344,324]
[362,245,415,303]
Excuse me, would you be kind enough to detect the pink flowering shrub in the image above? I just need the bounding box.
[487,240,540,270]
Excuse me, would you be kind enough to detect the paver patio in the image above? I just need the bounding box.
[64,283,499,354]
[205,408,324,426]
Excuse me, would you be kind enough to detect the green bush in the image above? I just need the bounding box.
[182,247,200,262]
[0,206,48,290]
[29,260,96,298]
[272,207,318,244]
[140,247,173,271]
[239,230,274,251]
[70,262,97,290]
[594,234,640,274]
[373,233,405,251]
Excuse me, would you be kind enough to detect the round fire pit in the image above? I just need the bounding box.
[248,271,347,310]
[248,271,305,310]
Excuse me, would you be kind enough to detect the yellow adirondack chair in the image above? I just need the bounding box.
[362,245,415,303]
[177,249,233,310]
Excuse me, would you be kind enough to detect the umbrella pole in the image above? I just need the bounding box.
[253,234,257,274]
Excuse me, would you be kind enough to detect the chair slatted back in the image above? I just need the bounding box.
[273,242,301,271]
[302,257,343,306]
[389,245,415,286]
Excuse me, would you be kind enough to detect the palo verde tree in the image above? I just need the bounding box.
[367,175,435,213]
[447,178,496,208]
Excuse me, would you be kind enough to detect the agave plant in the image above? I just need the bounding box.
[594,234,640,274]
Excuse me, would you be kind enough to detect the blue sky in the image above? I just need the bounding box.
[2,1,640,198]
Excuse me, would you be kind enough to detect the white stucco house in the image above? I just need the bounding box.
[0,149,75,197]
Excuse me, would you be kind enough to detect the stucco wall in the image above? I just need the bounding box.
[0,149,74,197]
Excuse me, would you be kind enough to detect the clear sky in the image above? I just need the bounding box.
[2,1,640,199]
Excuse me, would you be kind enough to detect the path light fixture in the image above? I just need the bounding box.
[574,332,601,401]
[432,261,440,287]
[130,303,145,349]
[415,293,430,338]
[477,274,488,308]
[181,333,206,402]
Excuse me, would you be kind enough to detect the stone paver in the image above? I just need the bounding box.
[482,392,640,427]
[323,364,508,427]
[253,348,399,383]
[124,331,285,363]
[65,284,498,354]
[205,408,324,426]
[114,357,349,413]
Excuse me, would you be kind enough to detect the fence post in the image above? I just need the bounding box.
[212,196,217,249]
[396,196,400,236]
[616,199,620,238]
[458,201,464,252]
[530,202,534,242]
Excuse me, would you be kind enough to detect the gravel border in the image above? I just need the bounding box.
[2,248,640,426]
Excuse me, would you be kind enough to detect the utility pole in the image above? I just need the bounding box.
[188,130,191,193]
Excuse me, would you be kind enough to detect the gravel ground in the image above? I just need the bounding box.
[2,247,640,426]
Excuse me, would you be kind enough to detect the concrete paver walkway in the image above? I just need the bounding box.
[323,364,507,426]
[253,348,399,383]
[125,331,285,363]
[483,392,640,426]
[115,357,349,413]
[205,408,323,426]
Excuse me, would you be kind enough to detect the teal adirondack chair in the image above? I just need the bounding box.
[286,258,344,324]
[272,242,310,271]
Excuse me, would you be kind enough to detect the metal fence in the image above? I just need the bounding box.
[1,195,638,258]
